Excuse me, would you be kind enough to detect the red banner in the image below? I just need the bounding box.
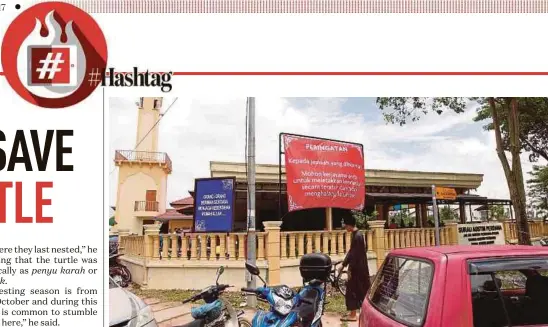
[283,134,365,212]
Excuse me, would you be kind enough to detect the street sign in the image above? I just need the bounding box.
[435,187,457,200]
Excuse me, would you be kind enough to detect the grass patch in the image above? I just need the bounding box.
[131,283,347,314]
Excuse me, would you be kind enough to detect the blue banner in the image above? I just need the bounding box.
[193,177,235,232]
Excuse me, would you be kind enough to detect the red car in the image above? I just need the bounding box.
[360,245,548,327]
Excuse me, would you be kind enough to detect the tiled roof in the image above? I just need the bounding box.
[155,209,193,221]
[170,196,194,206]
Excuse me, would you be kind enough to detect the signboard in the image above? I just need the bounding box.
[457,222,505,245]
[193,177,235,232]
[283,134,365,212]
[435,187,457,200]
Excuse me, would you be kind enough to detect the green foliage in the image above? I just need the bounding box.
[377,97,548,162]
[474,98,548,162]
[439,206,458,221]
[376,97,468,126]
[351,210,368,229]
[389,209,416,228]
[489,204,507,222]
[527,165,548,220]
[351,210,378,229]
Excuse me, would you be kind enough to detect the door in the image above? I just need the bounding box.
[146,190,157,211]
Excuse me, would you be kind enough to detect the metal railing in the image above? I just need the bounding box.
[134,201,159,212]
[115,150,172,172]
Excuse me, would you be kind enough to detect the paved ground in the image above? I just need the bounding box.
[143,297,358,327]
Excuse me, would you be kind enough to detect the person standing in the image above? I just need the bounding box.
[339,215,370,322]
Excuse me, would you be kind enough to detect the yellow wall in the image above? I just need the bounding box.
[115,165,168,235]
[114,97,169,236]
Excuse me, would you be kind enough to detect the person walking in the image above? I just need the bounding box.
[339,215,371,322]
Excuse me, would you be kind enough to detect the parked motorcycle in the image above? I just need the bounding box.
[243,252,330,327]
[175,266,249,327]
[109,253,131,287]
[242,262,299,326]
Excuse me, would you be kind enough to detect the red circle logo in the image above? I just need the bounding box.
[1,2,107,108]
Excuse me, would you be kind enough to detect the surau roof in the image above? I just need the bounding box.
[155,209,193,221]
[209,161,484,189]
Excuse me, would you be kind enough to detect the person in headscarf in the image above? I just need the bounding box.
[339,215,371,321]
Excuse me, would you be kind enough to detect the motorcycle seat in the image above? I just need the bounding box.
[190,299,222,320]
[297,287,321,322]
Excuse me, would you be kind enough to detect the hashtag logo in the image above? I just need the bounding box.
[36,52,64,79]
[28,46,73,86]
[88,68,102,86]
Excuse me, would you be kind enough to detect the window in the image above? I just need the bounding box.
[369,256,433,326]
[469,257,548,326]
[153,98,162,109]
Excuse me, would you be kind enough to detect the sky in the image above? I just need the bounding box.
[108,97,544,208]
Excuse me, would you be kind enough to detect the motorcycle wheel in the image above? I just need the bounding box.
[110,267,128,287]
[238,318,252,327]
[120,265,132,283]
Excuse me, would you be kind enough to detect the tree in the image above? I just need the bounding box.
[439,206,458,221]
[376,97,531,245]
[474,98,548,162]
[527,165,548,221]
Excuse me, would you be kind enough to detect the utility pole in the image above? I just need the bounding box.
[432,185,441,246]
[246,97,257,307]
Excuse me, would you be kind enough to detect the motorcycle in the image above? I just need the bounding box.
[540,238,548,246]
[175,266,249,327]
[109,253,131,287]
[243,253,329,327]
[242,262,300,326]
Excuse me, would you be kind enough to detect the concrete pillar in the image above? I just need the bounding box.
[375,204,384,222]
[414,205,421,227]
[420,204,428,226]
[444,220,459,245]
[459,203,466,224]
[369,220,386,269]
[382,204,389,222]
[264,221,283,285]
[117,228,130,254]
[143,224,161,258]
[142,224,160,289]
[325,208,333,231]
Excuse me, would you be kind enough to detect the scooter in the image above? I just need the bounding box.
[176,266,249,327]
[109,253,131,287]
[242,262,300,326]
[243,259,326,327]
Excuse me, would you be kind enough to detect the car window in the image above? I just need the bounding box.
[469,257,548,327]
[368,256,433,326]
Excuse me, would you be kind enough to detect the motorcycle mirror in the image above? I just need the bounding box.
[215,266,225,284]
[245,263,260,276]
[217,266,225,276]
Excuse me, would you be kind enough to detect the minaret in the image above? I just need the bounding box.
[135,97,163,152]
[113,97,171,235]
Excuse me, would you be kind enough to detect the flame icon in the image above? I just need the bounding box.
[16,10,86,98]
